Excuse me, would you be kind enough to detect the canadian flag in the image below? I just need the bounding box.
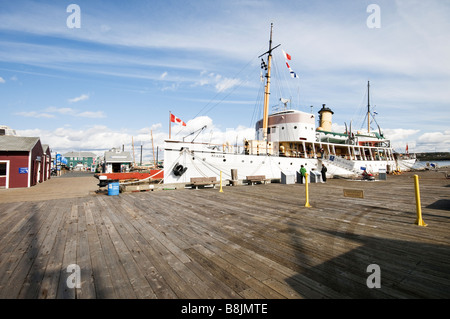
[170,113,186,126]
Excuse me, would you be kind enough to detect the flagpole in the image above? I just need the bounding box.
[258,23,280,146]
[262,24,273,143]
[169,111,171,140]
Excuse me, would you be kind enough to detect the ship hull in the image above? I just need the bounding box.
[163,141,397,184]
[396,158,417,171]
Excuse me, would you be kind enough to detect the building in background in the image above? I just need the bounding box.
[103,148,132,173]
[0,125,17,136]
[63,151,98,171]
[42,144,52,181]
[0,135,51,189]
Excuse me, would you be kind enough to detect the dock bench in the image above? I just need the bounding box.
[188,177,220,189]
[245,175,270,185]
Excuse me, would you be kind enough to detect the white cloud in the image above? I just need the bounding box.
[195,72,242,92]
[170,116,255,144]
[138,124,163,135]
[0,77,5,83]
[45,107,75,114]
[160,72,168,79]
[15,107,105,119]
[68,94,89,103]
[77,111,106,118]
[416,131,450,152]
[215,78,241,93]
[13,117,254,159]
[15,111,55,118]
[384,128,420,141]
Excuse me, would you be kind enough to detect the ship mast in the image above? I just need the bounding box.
[367,81,370,133]
[259,23,280,142]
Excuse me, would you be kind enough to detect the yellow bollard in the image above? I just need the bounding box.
[219,171,224,193]
[413,175,427,227]
[305,173,311,207]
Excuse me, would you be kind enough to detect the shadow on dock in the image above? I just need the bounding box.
[286,228,450,298]
[426,199,450,211]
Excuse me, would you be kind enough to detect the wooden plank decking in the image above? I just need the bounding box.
[0,170,449,299]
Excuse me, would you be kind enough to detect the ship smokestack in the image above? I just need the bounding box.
[317,104,334,132]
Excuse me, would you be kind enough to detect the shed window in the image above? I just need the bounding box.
[0,163,6,176]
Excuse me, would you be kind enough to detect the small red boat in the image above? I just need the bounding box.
[95,170,163,187]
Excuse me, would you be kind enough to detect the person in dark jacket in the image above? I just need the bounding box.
[321,165,327,182]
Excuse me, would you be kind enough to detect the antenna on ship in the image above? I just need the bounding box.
[258,23,281,142]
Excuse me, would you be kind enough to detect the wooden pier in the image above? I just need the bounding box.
[0,170,449,299]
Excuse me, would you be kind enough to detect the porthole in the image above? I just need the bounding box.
[294,126,297,129]
[223,159,226,162]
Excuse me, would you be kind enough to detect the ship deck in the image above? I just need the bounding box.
[0,169,449,299]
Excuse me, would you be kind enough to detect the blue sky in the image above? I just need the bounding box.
[1,0,449,159]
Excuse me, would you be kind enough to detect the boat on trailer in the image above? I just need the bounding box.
[163,24,414,185]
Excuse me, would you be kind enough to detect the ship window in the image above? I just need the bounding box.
[282,127,285,130]
[267,128,271,134]
[294,126,297,129]
[223,159,226,162]
[272,127,276,133]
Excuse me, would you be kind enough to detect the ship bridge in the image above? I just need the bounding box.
[255,110,316,143]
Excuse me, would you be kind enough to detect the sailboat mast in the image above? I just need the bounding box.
[367,81,370,133]
[262,23,274,142]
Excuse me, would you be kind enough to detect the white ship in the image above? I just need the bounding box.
[163,24,414,185]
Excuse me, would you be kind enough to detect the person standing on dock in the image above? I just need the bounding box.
[321,165,327,182]
[299,165,307,184]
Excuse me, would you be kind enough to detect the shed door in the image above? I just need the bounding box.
[0,160,10,189]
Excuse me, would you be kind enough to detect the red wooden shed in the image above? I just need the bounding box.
[0,136,51,189]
